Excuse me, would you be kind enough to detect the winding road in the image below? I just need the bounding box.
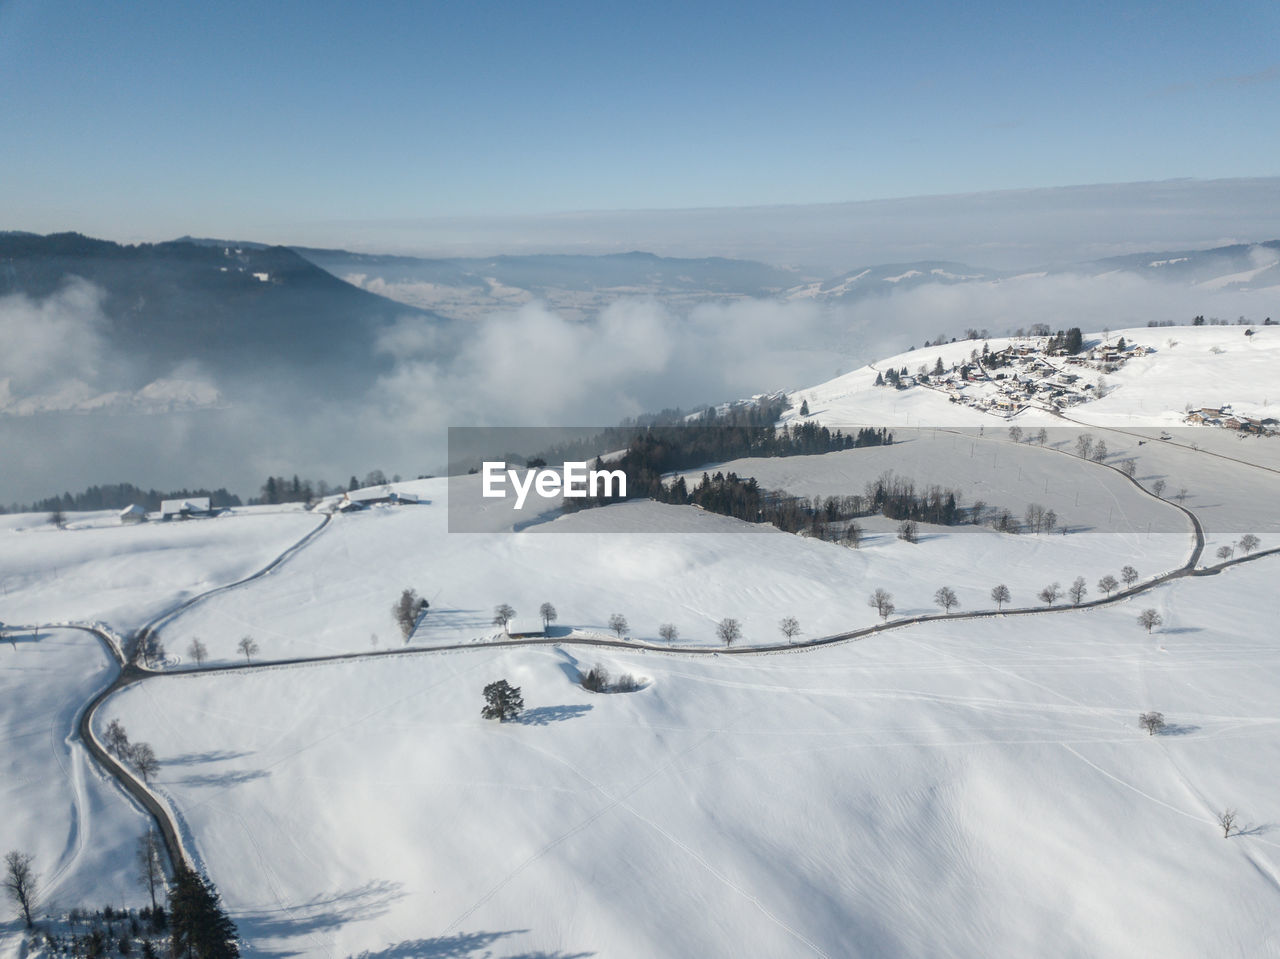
[10,446,1277,890]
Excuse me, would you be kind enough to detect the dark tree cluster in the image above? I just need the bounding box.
[866,472,962,525]
[1045,327,1085,355]
[168,867,240,958]
[7,483,241,515]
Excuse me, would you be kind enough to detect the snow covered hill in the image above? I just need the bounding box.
[2,322,1278,959]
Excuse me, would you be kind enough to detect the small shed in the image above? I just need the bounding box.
[119,504,147,525]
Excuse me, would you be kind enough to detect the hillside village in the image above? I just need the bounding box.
[875,328,1278,434]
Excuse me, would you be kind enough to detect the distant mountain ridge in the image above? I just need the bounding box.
[288,239,1280,319]
[0,232,447,399]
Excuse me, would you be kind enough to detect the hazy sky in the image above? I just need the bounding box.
[2,0,1278,252]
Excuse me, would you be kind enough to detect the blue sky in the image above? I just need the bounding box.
[2,0,1277,249]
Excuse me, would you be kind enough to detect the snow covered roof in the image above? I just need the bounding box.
[160,497,211,515]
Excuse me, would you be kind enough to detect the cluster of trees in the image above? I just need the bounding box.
[5,846,238,957]
[580,664,641,693]
[1045,327,1085,354]
[251,469,407,505]
[105,720,160,784]
[5,484,241,515]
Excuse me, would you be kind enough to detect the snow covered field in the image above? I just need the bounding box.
[148,477,1192,667]
[0,629,151,945]
[101,561,1280,958]
[2,323,1277,958]
[0,508,321,634]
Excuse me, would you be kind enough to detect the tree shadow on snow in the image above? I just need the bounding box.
[1161,627,1203,635]
[424,608,493,634]
[347,929,594,958]
[1234,822,1276,838]
[515,704,593,726]
[237,879,407,952]
[172,768,271,787]
[1157,723,1201,736]
[167,748,254,764]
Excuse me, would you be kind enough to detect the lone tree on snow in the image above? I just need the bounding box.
[608,613,629,638]
[1139,711,1166,736]
[137,829,164,911]
[1038,582,1062,606]
[3,850,37,928]
[1238,533,1261,555]
[131,743,160,785]
[1121,565,1139,588]
[492,604,516,632]
[869,588,895,622]
[1216,544,1235,562]
[539,602,558,631]
[236,636,259,663]
[1217,809,1238,838]
[187,637,208,666]
[482,680,524,722]
[716,618,742,647]
[1068,576,1088,605]
[658,623,679,643]
[393,588,429,641]
[934,586,960,613]
[1138,609,1163,633]
[779,616,801,642]
[1098,574,1119,598]
[106,718,131,759]
[990,584,1011,611]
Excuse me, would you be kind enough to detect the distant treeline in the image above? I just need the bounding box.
[650,468,965,535]
[563,401,892,507]
[4,483,242,515]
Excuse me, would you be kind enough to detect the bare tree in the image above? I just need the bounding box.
[1034,427,1048,446]
[1075,434,1094,459]
[131,743,159,785]
[1238,533,1260,555]
[1008,425,1023,443]
[990,584,1011,611]
[779,616,801,642]
[1152,479,1167,498]
[492,604,515,631]
[868,588,895,622]
[1091,440,1108,463]
[1138,609,1163,633]
[105,718,130,759]
[1216,544,1234,562]
[934,586,960,613]
[897,519,918,543]
[539,602,558,631]
[1043,509,1057,534]
[1068,576,1088,605]
[1121,565,1139,588]
[716,618,742,647]
[1098,574,1119,597]
[49,509,67,530]
[186,637,207,666]
[1120,459,1137,478]
[844,521,863,548]
[1138,711,1166,735]
[658,623,679,643]
[608,613,629,638]
[236,636,259,663]
[393,589,429,641]
[136,829,164,911]
[3,850,37,928]
[1174,487,1189,504]
[1216,809,1238,838]
[1038,582,1061,606]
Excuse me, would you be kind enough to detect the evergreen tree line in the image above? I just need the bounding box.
[564,416,892,508]
[1045,327,1084,354]
[4,484,241,515]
